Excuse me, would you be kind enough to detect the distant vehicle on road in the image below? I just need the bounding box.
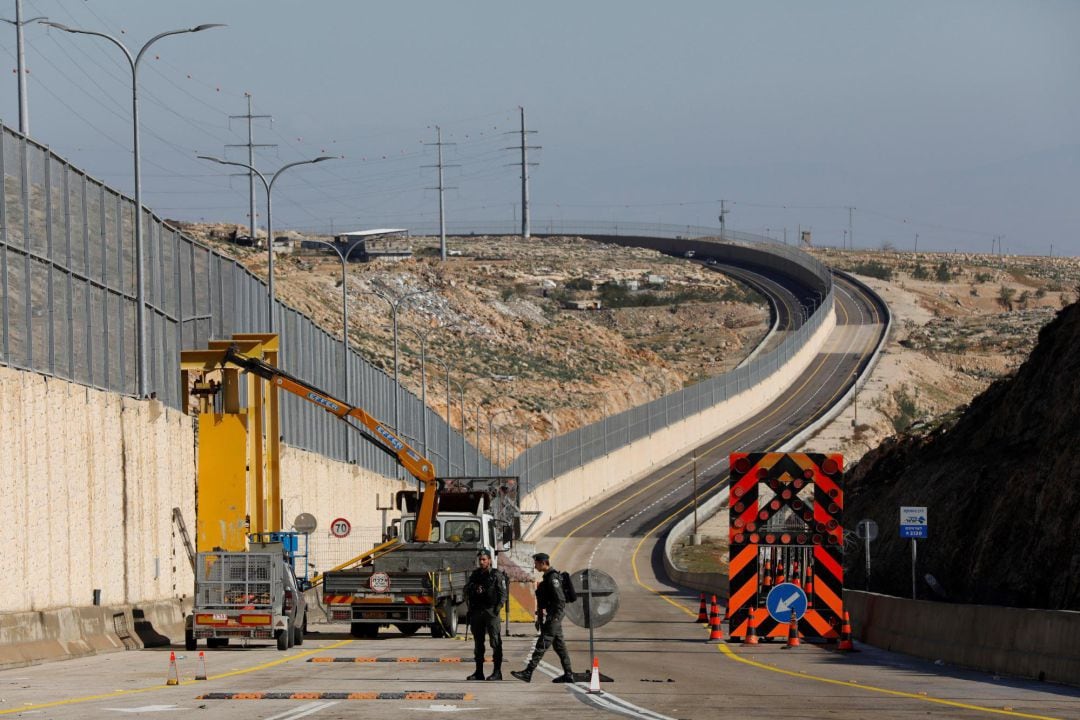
[684,250,696,258]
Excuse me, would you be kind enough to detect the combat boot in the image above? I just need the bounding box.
[466,661,485,681]
[510,668,533,683]
[486,662,502,681]
[552,672,576,683]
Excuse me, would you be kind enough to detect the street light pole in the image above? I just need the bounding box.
[402,322,456,458]
[298,239,366,460]
[46,20,224,398]
[3,2,46,135]
[430,357,453,474]
[360,289,432,433]
[198,154,336,333]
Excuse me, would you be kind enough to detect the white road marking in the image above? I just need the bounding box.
[263,700,338,720]
[104,707,184,713]
[536,661,676,720]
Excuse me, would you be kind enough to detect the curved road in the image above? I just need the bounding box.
[539,274,1080,719]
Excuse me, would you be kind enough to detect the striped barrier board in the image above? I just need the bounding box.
[727,452,844,640]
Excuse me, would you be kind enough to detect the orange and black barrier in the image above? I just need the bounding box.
[727,452,844,641]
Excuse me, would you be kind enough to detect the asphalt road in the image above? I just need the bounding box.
[3,275,1079,719]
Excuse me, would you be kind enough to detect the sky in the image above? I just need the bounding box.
[1,0,1077,256]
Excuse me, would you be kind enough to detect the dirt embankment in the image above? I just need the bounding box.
[175,223,769,457]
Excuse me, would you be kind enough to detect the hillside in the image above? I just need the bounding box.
[845,300,1080,610]
[174,224,769,457]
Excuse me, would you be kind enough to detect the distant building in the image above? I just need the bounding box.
[562,298,602,311]
[335,229,412,262]
[646,274,667,286]
[621,279,640,291]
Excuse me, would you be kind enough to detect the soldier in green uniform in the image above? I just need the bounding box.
[465,548,505,681]
[511,552,575,683]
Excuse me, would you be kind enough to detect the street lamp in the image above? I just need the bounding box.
[402,322,456,457]
[3,1,46,135]
[297,238,367,461]
[44,19,224,398]
[198,154,336,333]
[486,408,514,470]
[360,289,433,433]
[430,357,454,473]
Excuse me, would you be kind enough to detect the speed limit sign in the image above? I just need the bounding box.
[330,517,351,538]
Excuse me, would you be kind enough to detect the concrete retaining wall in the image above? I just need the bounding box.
[0,366,197,614]
[846,591,1080,686]
[0,365,405,668]
[526,307,835,540]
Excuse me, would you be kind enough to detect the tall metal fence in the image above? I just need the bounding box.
[0,120,831,488]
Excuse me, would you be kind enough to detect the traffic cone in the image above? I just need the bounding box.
[707,598,723,641]
[838,611,855,651]
[195,650,207,681]
[744,610,759,645]
[805,567,814,597]
[696,593,708,623]
[588,656,602,694]
[775,561,785,584]
[762,560,773,587]
[166,651,180,685]
[785,612,800,648]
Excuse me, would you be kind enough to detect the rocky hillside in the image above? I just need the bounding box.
[845,300,1080,610]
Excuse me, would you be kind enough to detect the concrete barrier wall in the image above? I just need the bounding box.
[0,366,197,614]
[0,365,405,667]
[526,307,835,540]
[846,591,1080,686]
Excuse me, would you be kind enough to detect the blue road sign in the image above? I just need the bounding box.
[766,582,808,623]
[900,506,928,539]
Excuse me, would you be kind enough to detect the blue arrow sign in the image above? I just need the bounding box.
[766,582,808,623]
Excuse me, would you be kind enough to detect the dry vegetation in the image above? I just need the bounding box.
[175,223,769,459]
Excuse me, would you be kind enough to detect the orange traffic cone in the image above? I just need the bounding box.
[762,560,773,588]
[838,611,855,651]
[588,656,602,693]
[805,567,814,597]
[195,650,207,681]
[775,562,785,584]
[744,610,759,645]
[707,598,723,641]
[784,612,801,648]
[166,650,180,685]
[696,593,708,623]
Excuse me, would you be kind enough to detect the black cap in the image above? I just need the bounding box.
[477,548,492,558]
[532,552,550,563]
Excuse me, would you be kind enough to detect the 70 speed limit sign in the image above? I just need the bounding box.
[330,517,352,538]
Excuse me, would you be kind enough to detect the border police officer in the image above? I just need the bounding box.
[465,548,504,681]
[511,552,575,683]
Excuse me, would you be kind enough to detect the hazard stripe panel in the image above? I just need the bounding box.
[728,452,844,640]
[197,692,475,701]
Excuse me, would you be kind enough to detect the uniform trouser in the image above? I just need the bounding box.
[471,610,502,665]
[526,616,572,674]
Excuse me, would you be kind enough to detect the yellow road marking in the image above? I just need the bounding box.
[0,639,354,716]
[716,644,1063,720]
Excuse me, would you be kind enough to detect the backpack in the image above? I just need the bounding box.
[560,570,578,603]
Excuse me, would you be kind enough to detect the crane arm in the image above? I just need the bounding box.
[223,346,441,542]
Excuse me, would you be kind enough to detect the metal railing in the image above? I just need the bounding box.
[0,119,831,487]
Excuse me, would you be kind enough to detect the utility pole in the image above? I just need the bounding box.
[847,206,855,250]
[424,126,457,261]
[718,199,729,239]
[227,93,274,239]
[1,1,46,135]
[914,232,918,254]
[507,106,539,239]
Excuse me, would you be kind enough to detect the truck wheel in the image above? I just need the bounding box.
[276,629,289,651]
[395,623,420,637]
[184,627,197,651]
[293,614,304,646]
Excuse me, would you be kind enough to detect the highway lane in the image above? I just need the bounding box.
[4,274,1078,719]
[538,275,1080,719]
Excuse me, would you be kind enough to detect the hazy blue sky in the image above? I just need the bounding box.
[2,1,1076,255]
